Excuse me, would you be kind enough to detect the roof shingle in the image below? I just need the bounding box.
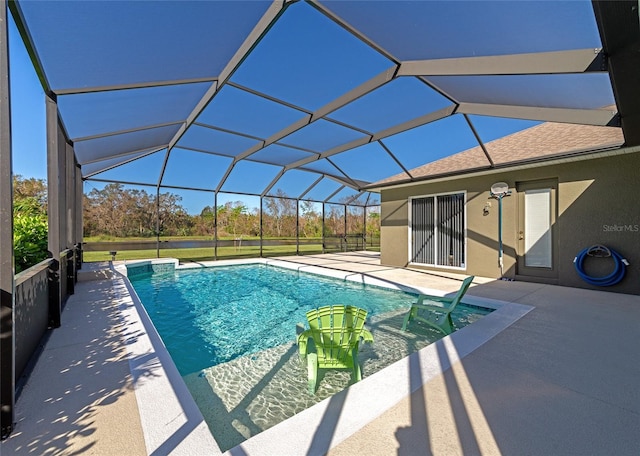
[372,122,624,187]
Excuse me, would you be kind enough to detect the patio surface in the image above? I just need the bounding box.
[1,252,639,455]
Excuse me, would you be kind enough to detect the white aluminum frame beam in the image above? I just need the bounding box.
[457,103,618,126]
[82,147,165,178]
[398,48,606,76]
[232,66,397,163]
[464,114,494,167]
[72,121,184,143]
[285,105,457,171]
[53,77,218,96]
[162,1,286,167]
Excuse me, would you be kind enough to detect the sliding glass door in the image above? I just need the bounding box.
[411,193,465,268]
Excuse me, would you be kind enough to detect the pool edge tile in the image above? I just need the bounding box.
[230,300,532,455]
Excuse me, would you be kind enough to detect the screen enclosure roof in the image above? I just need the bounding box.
[10,0,631,206]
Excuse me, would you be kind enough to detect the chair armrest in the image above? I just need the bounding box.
[417,295,453,304]
[416,295,453,308]
[296,330,309,345]
[297,330,312,358]
[361,329,374,343]
[410,302,451,314]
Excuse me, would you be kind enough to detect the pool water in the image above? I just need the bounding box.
[129,264,483,375]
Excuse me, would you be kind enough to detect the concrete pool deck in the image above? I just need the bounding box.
[2,252,639,455]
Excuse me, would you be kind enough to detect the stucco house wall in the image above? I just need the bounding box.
[380,150,640,295]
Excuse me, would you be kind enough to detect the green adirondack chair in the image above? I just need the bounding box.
[297,305,374,394]
[401,276,475,335]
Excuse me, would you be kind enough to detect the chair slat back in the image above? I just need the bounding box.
[445,276,474,311]
[305,305,368,363]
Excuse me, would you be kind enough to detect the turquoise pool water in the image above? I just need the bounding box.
[129,264,484,375]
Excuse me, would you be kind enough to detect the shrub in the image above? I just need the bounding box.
[14,213,48,273]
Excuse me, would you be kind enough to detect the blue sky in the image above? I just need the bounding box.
[8,1,608,214]
[9,14,47,181]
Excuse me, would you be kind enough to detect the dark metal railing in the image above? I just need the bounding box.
[12,245,80,387]
[322,234,368,253]
[14,259,52,381]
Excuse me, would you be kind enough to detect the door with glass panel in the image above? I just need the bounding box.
[516,179,557,279]
[410,193,465,268]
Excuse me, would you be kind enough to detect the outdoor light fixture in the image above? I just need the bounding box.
[490,182,511,277]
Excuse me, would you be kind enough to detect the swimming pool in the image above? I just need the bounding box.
[122,259,499,452]
[128,263,488,376]
[129,263,419,375]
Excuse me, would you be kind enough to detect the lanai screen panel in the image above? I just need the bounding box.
[12,0,618,201]
[327,78,453,134]
[266,169,321,198]
[83,183,161,238]
[383,115,480,170]
[347,205,365,237]
[57,82,211,140]
[250,144,317,167]
[220,161,282,195]
[18,1,271,89]
[327,187,364,206]
[279,119,368,153]
[195,85,308,140]
[177,125,262,157]
[263,195,298,238]
[329,142,405,184]
[299,160,347,183]
[157,188,216,221]
[468,116,541,144]
[427,74,615,110]
[82,149,163,180]
[317,1,602,59]
[88,150,167,186]
[229,1,393,111]
[330,187,361,205]
[324,203,346,236]
[74,125,180,165]
[161,149,232,191]
[302,178,343,203]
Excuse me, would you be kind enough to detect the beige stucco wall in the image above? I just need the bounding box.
[380,150,640,295]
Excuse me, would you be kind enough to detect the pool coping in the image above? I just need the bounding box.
[115,258,533,455]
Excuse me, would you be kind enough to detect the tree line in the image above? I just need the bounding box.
[11,178,380,271]
[84,184,380,240]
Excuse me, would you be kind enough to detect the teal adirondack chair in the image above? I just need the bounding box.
[297,305,374,394]
[401,276,474,335]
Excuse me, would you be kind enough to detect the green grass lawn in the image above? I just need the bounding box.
[82,235,380,263]
[82,243,325,263]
